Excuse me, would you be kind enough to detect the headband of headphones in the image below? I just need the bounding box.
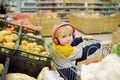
[52,22,76,45]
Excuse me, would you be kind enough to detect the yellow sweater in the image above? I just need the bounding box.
[53,44,74,58]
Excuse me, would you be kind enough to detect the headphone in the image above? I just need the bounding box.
[52,22,76,45]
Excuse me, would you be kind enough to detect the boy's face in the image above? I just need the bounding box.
[57,29,73,46]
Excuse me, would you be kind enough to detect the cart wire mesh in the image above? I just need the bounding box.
[47,39,112,80]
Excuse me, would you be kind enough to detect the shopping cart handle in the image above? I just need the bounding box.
[84,39,89,41]
[84,39,100,42]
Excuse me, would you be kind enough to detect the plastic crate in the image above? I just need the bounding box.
[0,46,16,55]
[7,55,51,78]
[0,30,19,55]
[0,20,40,35]
[0,53,10,80]
[0,20,20,32]
[19,26,40,35]
[15,33,51,63]
[0,54,51,80]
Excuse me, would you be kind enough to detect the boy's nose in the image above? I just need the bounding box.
[67,36,71,40]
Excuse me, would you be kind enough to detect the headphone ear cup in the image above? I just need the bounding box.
[54,37,60,45]
[72,33,75,39]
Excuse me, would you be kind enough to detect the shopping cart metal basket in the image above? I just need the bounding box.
[47,39,111,80]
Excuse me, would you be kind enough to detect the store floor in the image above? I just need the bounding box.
[43,27,120,43]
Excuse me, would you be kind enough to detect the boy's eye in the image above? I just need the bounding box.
[62,35,66,38]
[69,34,72,36]
[61,33,72,38]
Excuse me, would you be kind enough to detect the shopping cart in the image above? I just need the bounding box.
[47,39,111,80]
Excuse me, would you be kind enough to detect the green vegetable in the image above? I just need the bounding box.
[0,63,4,75]
[111,44,120,56]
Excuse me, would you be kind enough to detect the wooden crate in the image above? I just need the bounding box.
[29,13,61,36]
[113,13,120,26]
[41,30,52,37]
[40,19,61,37]
[69,14,120,34]
[112,31,120,43]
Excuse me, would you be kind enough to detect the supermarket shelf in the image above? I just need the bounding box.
[20,1,119,15]
[21,6,85,9]
[22,1,118,4]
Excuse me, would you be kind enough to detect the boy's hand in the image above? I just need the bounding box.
[100,40,113,46]
[82,35,93,40]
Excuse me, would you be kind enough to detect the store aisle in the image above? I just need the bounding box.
[44,27,120,43]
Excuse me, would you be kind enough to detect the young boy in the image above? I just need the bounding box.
[52,22,112,80]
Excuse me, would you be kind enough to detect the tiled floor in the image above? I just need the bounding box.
[43,27,120,43]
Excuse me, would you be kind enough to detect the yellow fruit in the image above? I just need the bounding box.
[4,35,14,42]
[40,51,49,56]
[21,40,28,45]
[0,30,12,36]
[38,45,45,51]
[0,35,4,43]
[3,42,15,48]
[11,34,18,41]
[33,47,41,53]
